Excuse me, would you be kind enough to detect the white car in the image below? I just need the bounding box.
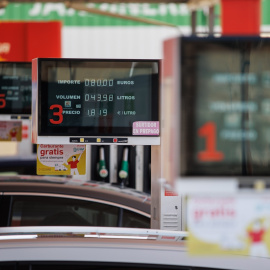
[0,226,268,270]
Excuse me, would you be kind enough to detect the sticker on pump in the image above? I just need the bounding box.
[0,120,22,141]
[187,194,270,257]
[37,144,86,175]
[132,121,159,136]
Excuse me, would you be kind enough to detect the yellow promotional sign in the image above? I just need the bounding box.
[187,194,270,257]
[37,144,86,175]
[0,121,22,141]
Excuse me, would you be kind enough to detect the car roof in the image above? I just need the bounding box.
[0,227,268,270]
[0,175,151,216]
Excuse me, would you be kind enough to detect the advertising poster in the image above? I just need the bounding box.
[37,144,86,175]
[0,121,22,141]
[187,194,270,257]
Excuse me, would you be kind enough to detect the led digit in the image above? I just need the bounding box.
[87,109,95,116]
[0,94,6,109]
[49,104,63,124]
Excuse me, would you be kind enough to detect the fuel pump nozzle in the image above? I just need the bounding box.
[119,147,129,180]
[98,147,108,178]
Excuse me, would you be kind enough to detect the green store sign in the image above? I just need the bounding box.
[0,3,205,26]
[0,2,269,27]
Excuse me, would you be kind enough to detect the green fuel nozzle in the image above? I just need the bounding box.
[98,147,108,178]
[119,147,129,179]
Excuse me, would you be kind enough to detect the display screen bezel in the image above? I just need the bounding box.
[180,36,270,177]
[0,61,32,116]
[37,58,159,137]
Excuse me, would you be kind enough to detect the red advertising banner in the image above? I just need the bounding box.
[0,21,61,61]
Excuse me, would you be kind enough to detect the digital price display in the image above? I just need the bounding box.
[179,36,270,177]
[0,62,32,118]
[32,58,160,145]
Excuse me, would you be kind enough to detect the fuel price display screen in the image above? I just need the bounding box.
[37,59,159,137]
[180,36,270,176]
[0,62,32,115]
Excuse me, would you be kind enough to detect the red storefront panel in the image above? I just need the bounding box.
[0,21,61,61]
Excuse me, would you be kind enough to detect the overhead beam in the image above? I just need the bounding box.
[0,0,8,8]
[187,0,219,10]
[65,1,179,28]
